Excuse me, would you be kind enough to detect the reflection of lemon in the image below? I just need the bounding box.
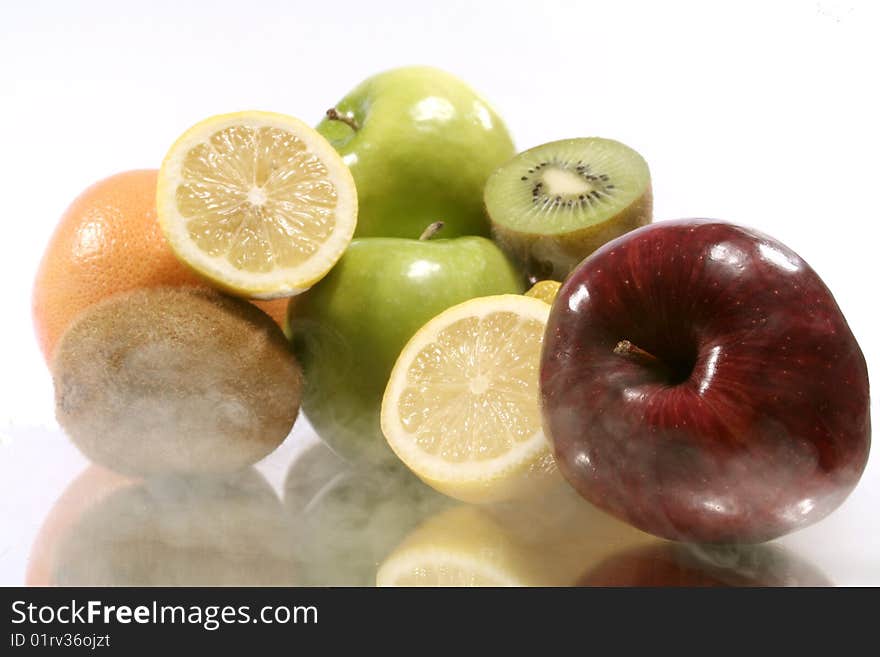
[487,482,657,583]
[377,487,656,587]
[157,111,357,298]
[376,506,540,586]
[380,295,557,504]
[525,280,561,304]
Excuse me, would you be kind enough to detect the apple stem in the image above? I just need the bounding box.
[613,340,663,368]
[325,107,359,131]
[419,221,445,241]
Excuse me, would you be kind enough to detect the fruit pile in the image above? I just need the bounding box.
[34,66,870,547]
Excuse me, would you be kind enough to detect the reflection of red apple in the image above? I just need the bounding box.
[578,542,832,587]
[541,219,870,543]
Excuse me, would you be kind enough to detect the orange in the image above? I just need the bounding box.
[32,169,289,363]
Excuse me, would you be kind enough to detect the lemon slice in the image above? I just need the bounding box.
[525,280,561,304]
[380,294,557,504]
[157,111,357,298]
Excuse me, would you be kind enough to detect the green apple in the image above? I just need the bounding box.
[317,66,515,238]
[288,227,524,465]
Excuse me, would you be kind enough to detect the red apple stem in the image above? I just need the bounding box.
[614,340,663,368]
[419,221,445,241]
[325,107,359,131]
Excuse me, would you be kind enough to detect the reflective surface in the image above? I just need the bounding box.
[30,467,297,587]
[5,419,876,587]
[3,1,877,590]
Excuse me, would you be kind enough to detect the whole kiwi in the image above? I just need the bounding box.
[52,287,302,476]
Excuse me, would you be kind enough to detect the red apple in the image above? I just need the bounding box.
[541,219,870,543]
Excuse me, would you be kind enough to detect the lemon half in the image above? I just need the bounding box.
[157,111,357,298]
[380,294,557,504]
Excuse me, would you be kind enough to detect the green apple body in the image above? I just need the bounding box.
[289,235,524,465]
[317,66,515,238]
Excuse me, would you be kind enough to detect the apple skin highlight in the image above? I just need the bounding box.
[540,219,870,544]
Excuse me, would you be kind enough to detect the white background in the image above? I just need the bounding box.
[0,0,878,584]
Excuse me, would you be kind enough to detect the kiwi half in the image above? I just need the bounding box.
[485,137,652,282]
[52,287,302,476]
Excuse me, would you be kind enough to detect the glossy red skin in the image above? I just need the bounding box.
[541,219,870,543]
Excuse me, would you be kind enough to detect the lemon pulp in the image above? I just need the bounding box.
[381,295,556,504]
[158,112,356,298]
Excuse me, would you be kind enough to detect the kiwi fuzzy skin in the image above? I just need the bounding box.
[490,186,652,283]
[52,287,302,477]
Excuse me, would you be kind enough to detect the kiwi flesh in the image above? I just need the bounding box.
[52,287,302,476]
[485,137,652,282]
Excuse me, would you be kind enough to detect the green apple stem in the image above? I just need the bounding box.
[419,221,445,241]
[325,107,360,132]
[613,340,663,369]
